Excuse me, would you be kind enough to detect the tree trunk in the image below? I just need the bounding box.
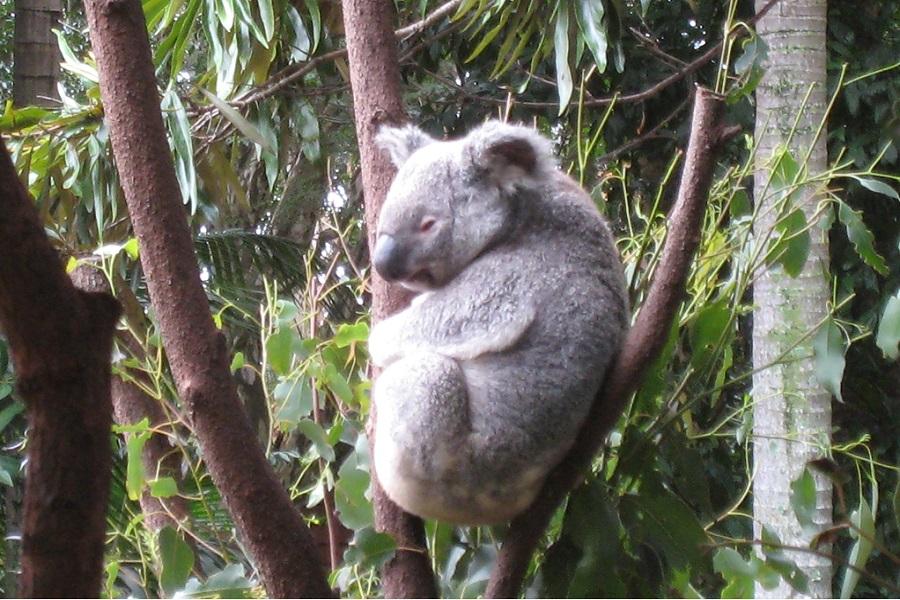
[82,1,331,596]
[752,1,832,598]
[0,140,120,597]
[71,268,191,533]
[13,0,62,107]
[340,0,436,597]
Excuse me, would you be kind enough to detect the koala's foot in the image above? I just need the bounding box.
[373,353,549,525]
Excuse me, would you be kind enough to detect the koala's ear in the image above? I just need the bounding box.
[462,121,555,190]
[376,124,435,168]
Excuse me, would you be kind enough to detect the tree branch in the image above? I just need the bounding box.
[82,0,331,596]
[486,87,738,598]
[71,267,192,533]
[341,0,437,596]
[0,140,120,597]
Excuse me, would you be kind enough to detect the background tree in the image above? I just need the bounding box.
[12,0,61,106]
[751,1,833,597]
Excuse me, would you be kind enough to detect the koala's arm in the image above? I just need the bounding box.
[369,272,535,367]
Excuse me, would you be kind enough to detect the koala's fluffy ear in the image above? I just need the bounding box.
[462,121,555,190]
[376,124,435,168]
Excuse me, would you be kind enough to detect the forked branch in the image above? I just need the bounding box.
[486,87,738,598]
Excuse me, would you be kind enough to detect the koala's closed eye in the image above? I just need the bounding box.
[370,120,628,526]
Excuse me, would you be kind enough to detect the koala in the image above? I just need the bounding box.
[368,120,628,525]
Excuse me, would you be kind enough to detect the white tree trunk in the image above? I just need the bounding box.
[752,1,832,598]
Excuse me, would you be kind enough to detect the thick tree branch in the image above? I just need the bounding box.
[340,0,437,597]
[82,0,331,596]
[486,87,737,598]
[0,140,120,597]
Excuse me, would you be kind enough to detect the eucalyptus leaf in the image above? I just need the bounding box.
[554,2,573,115]
[813,319,846,402]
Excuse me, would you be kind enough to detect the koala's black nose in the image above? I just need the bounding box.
[373,234,405,281]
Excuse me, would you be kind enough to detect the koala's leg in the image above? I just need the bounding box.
[373,353,543,524]
[373,352,479,522]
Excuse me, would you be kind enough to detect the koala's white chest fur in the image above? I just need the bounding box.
[369,121,627,525]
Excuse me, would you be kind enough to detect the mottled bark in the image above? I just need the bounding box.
[752,1,832,597]
[340,0,435,597]
[487,88,737,598]
[12,0,62,107]
[0,140,120,597]
[82,1,331,596]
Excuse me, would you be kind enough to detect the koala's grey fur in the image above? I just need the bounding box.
[369,121,628,525]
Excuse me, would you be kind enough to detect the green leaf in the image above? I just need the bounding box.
[259,0,275,43]
[266,326,298,376]
[123,237,140,260]
[789,468,816,527]
[343,527,396,570]
[181,563,254,596]
[335,451,373,529]
[324,363,353,404]
[853,176,899,201]
[0,401,24,433]
[122,419,152,501]
[689,299,731,373]
[297,419,335,462]
[713,548,755,599]
[575,0,607,72]
[769,208,810,277]
[836,199,888,275]
[621,483,707,571]
[286,6,311,61]
[273,378,314,426]
[334,322,369,348]
[554,2,573,115]
[200,89,272,151]
[158,526,194,596]
[813,319,846,403]
[229,351,245,373]
[839,495,875,598]
[148,477,179,498]
[876,291,900,360]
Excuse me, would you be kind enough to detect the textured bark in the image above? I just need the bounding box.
[82,1,331,596]
[487,88,737,598]
[752,1,832,597]
[70,269,190,532]
[340,0,436,597]
[0,140,120,597]
[12,0,62,107]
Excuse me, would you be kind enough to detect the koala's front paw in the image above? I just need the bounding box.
[368,317,404,367]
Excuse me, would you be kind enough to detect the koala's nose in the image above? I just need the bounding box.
[373,234,405,281]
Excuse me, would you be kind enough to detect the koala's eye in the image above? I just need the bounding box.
[419,217,437,232]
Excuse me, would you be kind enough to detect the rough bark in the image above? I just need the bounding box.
[70,268,190,532]
[486,88,737,598]
[82,1,331,596]
[752,1,832,597]
[0,140,120,597]
[12,0,62,107]
[340,0,436,597]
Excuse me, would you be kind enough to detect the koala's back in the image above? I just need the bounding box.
[436,172,627,492]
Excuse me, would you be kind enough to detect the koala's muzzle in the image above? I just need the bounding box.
[373,234,406,281]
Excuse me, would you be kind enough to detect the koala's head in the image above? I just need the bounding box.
[372,121,554,291]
